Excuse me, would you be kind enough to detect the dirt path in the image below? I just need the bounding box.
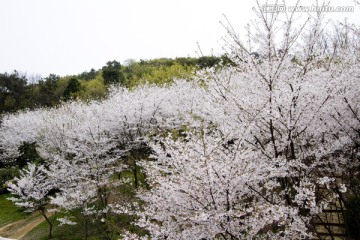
[0,212,51,240]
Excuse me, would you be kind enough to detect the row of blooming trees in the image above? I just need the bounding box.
[136,6,360,238]
[1,1,360,239]
[1,80,205,238]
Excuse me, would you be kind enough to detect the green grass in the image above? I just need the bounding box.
[0,193,29,227]
[22,211,108,240]
[21,211,147,240]
[22,220,86,240]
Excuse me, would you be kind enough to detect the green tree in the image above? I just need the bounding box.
[36,74,60,107]
[78,68,97,81]
[16,142,43,168]
[196,56,221,68]
[132,62,196,87]
[0,71,27,113]
[102,60,125,85]
[63,77,80,100]
[79,77,106,100]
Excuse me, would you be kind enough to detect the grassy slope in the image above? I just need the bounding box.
[22,221,85,240]
[0,194,29,227]
[0,194,83,240]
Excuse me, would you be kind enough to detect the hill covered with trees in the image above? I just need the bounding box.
[0,56,225,114]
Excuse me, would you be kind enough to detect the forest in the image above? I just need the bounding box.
[0,2,360,240]
[0,56,223,114]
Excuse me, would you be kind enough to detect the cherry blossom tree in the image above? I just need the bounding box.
[137,2,360,239]
[7,163,57,239]
[0,80,204,237]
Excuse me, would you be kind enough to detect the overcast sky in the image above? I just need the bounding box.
[0,0,358,77]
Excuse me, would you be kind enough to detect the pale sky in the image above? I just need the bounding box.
[0,0,358,77]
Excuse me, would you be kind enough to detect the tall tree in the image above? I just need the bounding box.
[63,77,80,100]
[8,163,57,239]
[102,60,125,85]
[37,74,60,107]
[0,71,27,113]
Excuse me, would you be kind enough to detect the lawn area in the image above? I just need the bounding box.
[0,194,85,240]
[0,193,137,239]
[0,193,29,227]
[22,220,84,240]
[22,210,109,240]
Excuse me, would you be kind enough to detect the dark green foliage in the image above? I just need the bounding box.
[78,68,97,81]
[0,72,61,112]
[175,57,199,66]
[63,78,80,100]
[102,60,125,85]
[0,168,18,194]
[16,142,43,168]
[197,56,221,68]
[0,71,28,113]
[36,74,61,107]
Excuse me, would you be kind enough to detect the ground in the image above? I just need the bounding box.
[0,212,47,240]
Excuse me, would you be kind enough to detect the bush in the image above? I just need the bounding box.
[0,168,18,194]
